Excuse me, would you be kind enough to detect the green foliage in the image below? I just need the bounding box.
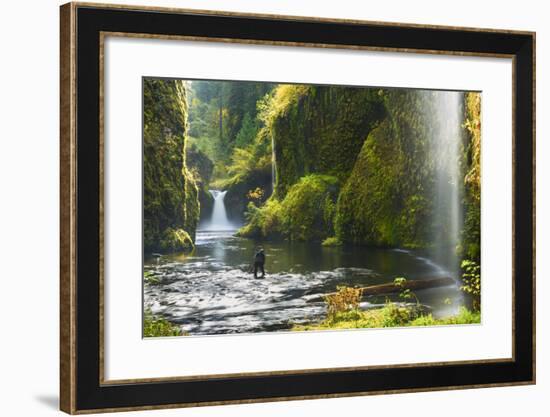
[143,310,183,337]
[322,236,342,246]
[221,126,274,220]
[187,82,228,161]
[238,174,339,241]
[378,303,419,327]
[293,304,480,331]
[238,200,285,239]
[460,92,482,261]
[187,80,274,164]
[409,307,480,326]
[393,277,420,305]
[234,113,259,148]
[156,79,481,264]
[294,302,417,331]
[226,144,271,185]
[255,87,480,252]
[144,271,160,285]
[160,227,194,252]
[143,78,199,253]
[267,85,386,197]
[223,81,274,147]
[324,286,363,320]
[257,84,310,128]
[293,278,480,331]
[463,93,481,199]
[283,175,339,240]
[393,277,407,287]
[460,259,481,310]
[334,90,441,248]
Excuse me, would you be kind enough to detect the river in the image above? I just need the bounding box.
[144,228,464,336]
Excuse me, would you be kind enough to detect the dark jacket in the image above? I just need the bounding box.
[254,250,265,264]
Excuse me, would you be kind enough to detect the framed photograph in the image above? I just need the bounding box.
[60,2,535,414]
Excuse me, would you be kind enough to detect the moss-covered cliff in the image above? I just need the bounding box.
[460,92,481,260]
[335,90,440,247]
[240,86,479,255]
[186,144,214,221]
[238,85,385,240]
[238,174,339,241]
[143,78,199,253]
[269,85,386,197]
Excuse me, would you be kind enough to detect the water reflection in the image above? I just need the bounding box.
[144,230,463,335]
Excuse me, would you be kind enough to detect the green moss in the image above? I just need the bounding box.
[260,87,466,249]
[223,126,274,221]
[409,307,480,326]
[144,271,160,285]
[236,202,280,240]
[460,92,481,261]
[283,174,339,240]
[238,174,339,241]
[239,87,482,252]
[237,200,285,239]
[268,85,386,197]
[293,305,480,331]
[143,311,184,337]
[322,236,342,246]
[334,90,442,248]
[143,78,200,253]
[160,227,194,252]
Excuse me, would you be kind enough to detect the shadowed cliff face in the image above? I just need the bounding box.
[335,90,447,249]
[143,78,199,253]
[187,144,215,222]
[270,85,386,198]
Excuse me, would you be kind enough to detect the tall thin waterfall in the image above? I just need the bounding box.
[430,91,464,281]
[204,190,234,231]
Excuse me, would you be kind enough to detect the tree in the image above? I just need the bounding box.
[235,113,258,148]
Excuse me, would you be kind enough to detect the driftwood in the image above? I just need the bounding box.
[306,276,455,303]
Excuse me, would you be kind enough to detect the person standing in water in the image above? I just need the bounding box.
[253,247,266,279]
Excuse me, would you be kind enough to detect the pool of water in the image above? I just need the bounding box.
[144,230,463,335]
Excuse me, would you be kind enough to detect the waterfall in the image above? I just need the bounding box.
[430,91,464,282]
[203,190,234,231]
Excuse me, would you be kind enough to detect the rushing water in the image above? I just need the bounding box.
[144,229,463,336]
[430,91,464,282]
[201,190,234,231]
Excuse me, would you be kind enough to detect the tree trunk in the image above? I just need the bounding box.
[306,276,455,303]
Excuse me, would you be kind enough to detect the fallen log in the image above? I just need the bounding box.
[306,276,455,303]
